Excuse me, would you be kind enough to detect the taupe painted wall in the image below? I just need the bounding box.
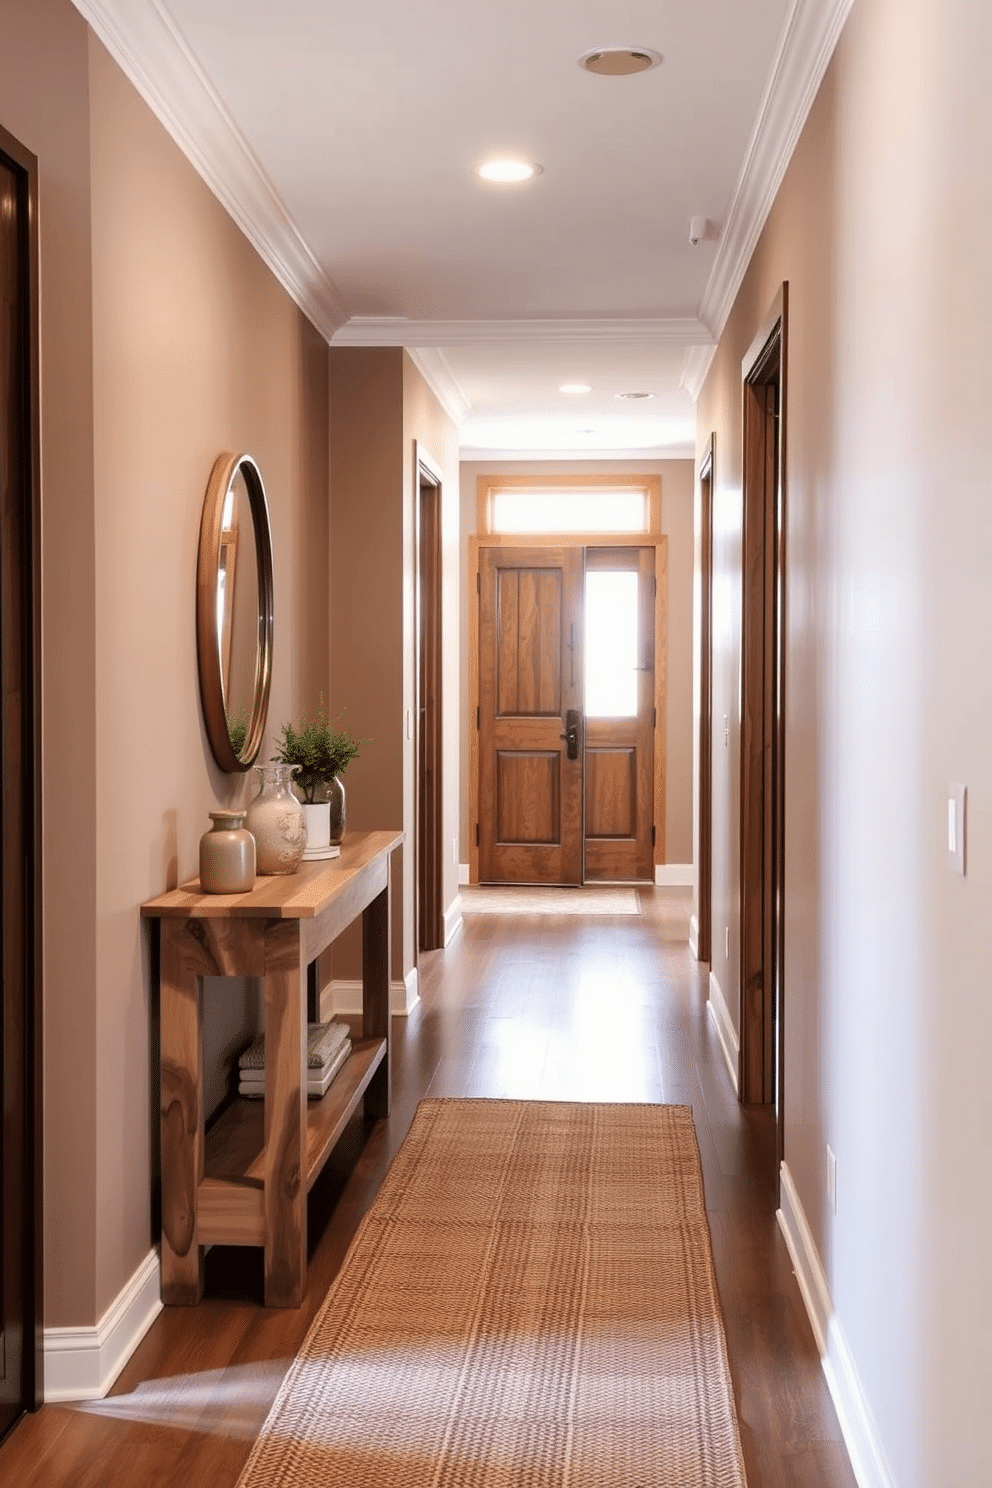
[696,0,992,1480]
[328,348,460,982]
[3,0,330,1327]
[2,0,99,1328]
[458,458,695,871]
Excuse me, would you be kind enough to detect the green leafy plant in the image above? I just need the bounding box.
[273,698,364,804]
[227,710,249,758]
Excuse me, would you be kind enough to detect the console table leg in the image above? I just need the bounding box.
[263,920,307,1307]
[160,921,204,1304]
[363,881,391,1121]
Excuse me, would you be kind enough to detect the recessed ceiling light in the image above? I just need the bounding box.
[560,383,592,394]
[616,391,656,400]
[579,47,661,76]
[477,159,542,184]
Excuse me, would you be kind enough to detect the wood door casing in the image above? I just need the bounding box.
[478,546,583,884]
[583,547,655,882]
[0,125,42,1426]
[739,287,788,1134]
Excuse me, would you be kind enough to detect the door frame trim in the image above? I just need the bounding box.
[696,435,715,965]
[469,530,667,885]
[0,119,44,1413]
[738,285,788,1158]
[413,442,444,953]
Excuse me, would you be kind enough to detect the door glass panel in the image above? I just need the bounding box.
[584,571,638,717]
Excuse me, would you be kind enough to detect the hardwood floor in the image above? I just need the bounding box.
[0,887,855,1488]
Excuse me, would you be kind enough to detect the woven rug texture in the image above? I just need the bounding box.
[461,886,640,916]
[237,1098,747,1488]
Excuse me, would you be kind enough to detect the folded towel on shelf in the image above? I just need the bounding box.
[238,1019,351,1073]
[239,1038,351,1100]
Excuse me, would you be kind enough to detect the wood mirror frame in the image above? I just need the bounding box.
[196,452,274,772]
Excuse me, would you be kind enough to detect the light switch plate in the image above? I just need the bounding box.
[949,783,966,875]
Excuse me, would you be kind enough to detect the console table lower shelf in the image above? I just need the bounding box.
[199,1038,387,1247]
[142,828,402,1308]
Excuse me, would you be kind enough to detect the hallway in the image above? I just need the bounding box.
[1,890,854,1487]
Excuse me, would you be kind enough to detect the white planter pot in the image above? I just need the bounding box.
[302,801,331,851]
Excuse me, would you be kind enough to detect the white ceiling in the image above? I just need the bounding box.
[74,0,852,458]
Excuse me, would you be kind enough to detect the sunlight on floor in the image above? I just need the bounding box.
[75,1359,289,1438]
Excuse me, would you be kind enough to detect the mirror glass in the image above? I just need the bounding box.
[197,453,273,772]
[217,468,260,746]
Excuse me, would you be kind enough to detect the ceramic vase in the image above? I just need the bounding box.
[246,763,306,875]
[199,810,255,893]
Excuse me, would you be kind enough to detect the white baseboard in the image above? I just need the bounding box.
[689,913,700,959]
[707,970,739,1095]
[458,862,470,886]
[444,894,463,946]
[45,1248,162,1402]
[325,975,419,1017]
[654,862,695,886]
[777,1163,895,1488]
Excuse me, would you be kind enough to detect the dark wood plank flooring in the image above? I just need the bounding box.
[0,887,855,1488]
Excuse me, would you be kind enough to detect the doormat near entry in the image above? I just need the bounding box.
[461,884,640,915]
[236,1098,748,1488]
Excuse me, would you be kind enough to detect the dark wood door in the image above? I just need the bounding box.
[478,546,584,884]
[583,547,655,881]
[0,130,41,1430]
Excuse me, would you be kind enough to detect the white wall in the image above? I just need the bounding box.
[697,0,992,1482]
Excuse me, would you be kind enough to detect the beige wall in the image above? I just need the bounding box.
[697,0,992,1481]
[458,458,695,871]
[2,0,99,1327]
[329,348,460,982]
[3,0,331,1328]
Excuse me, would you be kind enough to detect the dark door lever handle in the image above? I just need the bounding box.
[559,708,581,761]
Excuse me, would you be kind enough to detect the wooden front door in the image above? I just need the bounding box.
[478,546,584,884]
[477,544,657,885]
[583,547,655,882]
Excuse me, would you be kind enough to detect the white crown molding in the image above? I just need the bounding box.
[334,317,713,347]
[71,0,349,340]
[405,347,472,424]
[697,0,855,350]
[45,1248,162,1401]
[459,445,696,462]
[681,342,719,402]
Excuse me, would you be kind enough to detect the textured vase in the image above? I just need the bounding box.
[199,810,256,893]
[246,764,306,875]
[328,774,346,846]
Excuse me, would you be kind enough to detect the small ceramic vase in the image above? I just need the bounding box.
[199,810,255,894]
[246,763,307,874]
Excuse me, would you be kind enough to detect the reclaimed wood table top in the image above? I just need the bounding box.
[141,829,403,920]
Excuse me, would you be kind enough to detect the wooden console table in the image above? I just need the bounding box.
[141,829,402,1308]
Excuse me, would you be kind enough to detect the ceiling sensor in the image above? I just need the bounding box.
[616,391,655,401]
[579,47,661,76]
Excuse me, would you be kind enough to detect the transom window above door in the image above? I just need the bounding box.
[478,474,660,537]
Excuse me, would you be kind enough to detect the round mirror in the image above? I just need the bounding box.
[196,453,273,772]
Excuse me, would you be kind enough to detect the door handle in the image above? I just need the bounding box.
[559,708,581,761]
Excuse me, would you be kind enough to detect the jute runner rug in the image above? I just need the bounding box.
[237,1099,747,1487]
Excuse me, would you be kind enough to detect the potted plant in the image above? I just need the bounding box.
[273,699,363,858]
